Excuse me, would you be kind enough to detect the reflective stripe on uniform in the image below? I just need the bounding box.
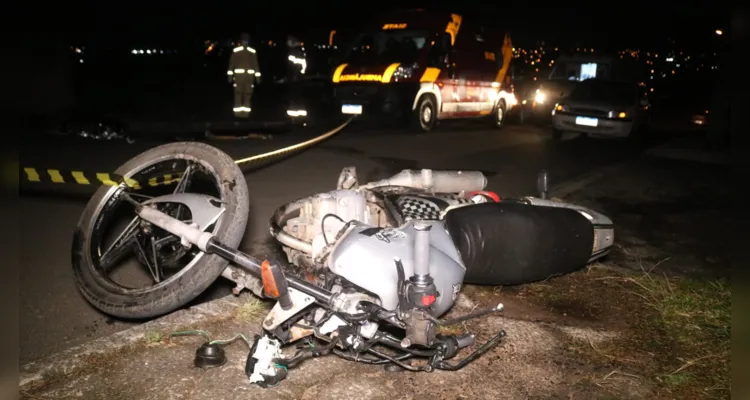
[233,46,256,53]
[227,71,234,75]
[232,69,256,74]
[233,106,252,112]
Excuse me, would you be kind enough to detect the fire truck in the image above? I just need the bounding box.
[329,9,517,131]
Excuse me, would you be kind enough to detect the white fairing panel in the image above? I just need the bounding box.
[327,220,465,316]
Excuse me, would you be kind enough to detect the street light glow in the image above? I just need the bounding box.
[715,29,723,35]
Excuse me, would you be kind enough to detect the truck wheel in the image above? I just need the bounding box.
[412,95,437,132]
[490,101,507,129]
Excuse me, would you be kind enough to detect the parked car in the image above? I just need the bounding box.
[551,79,649,140]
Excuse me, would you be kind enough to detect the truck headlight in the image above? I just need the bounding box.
[393,65,414,80]
[534,89,546,104]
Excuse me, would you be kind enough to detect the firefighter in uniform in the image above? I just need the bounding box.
[286,35,306,81]
[227,33,260,118]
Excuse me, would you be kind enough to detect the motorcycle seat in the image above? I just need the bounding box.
[443,202,595,286]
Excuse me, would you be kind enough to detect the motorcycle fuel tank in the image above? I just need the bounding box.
[327,220,466,316]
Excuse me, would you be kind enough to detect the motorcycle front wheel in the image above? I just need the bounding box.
[71,142,249,319]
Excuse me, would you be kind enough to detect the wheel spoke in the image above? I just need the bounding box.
[150,236,162,283]
[173,163,193,194]
[133,239,160,283]
[99,217,140,269]
[173,163,194,221]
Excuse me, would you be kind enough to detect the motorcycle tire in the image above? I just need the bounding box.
[71,142,249,319]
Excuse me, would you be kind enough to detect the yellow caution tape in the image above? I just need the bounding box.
[234,117,352,165]
[21,168,180,188]
[21,118,353,187]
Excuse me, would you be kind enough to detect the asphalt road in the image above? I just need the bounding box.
[19,119,664,364]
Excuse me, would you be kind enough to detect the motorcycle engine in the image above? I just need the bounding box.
[281,189,387,269]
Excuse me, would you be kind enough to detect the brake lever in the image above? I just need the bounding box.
[426,303,504,326]
[436,330,506,371]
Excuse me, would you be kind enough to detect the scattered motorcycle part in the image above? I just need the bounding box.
[246,336,288,387]
[194,343,227,369]
[168,329,212,343]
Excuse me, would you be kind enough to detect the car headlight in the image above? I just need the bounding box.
[607,110,627,119]
[534,89,546,104]
[554,104,570,113]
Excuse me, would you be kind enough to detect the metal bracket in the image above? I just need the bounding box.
[142,193,225,231]
[262,287,316,331]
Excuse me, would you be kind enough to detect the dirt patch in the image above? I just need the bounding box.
[23,259,729,400]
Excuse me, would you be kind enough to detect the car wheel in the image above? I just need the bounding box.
[412,95,437,132]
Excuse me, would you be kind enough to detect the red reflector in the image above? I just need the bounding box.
[421,294,436,306]
[466,191,501,202]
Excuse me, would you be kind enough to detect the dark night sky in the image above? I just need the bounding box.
[45,1,727,50]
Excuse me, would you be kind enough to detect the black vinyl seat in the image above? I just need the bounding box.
[443,202,595,286]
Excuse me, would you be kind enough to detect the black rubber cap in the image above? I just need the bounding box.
[194,343,227,369]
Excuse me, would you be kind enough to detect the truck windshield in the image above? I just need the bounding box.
[343,30,430,65]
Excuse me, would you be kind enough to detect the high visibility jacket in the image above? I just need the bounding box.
[228,46,260,79]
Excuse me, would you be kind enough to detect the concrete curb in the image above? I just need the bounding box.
[19,294,250,391]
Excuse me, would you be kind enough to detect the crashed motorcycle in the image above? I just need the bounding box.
[71,142,613,386]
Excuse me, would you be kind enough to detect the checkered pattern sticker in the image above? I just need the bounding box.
[396,196,442,221]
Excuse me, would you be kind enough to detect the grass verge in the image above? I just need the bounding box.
[519,260,730,399]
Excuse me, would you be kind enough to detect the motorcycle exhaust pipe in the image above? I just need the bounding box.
[361,169,487,193]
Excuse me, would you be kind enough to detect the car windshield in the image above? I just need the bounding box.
[343,30,429,65]
[568,80,637,104]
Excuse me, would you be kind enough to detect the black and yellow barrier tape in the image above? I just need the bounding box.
[21,117,353,187]
[21,168,184,188]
